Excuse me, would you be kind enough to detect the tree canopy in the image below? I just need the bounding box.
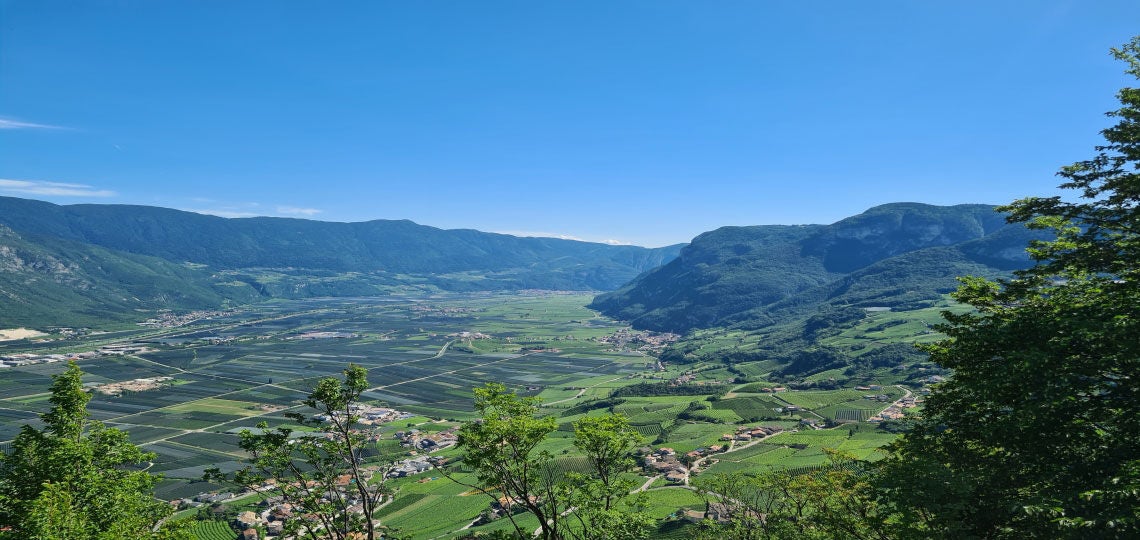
[206,364,396,540]
[876,37,1140,538]
[451,383,651,540]
[0,361,186,540]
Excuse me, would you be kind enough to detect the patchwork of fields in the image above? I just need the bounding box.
[0,294,658,500]
[0,293,915,538]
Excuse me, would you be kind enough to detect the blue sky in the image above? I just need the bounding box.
[2,1,1138,247]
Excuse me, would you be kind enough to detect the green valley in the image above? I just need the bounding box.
[0,292,929,539]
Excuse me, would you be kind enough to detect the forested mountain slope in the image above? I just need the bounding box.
[0,225,256,327]
[590,203,1044,333]
[0,196,683,327]
[0,197,681,291]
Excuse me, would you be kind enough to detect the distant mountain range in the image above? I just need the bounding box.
[0,196,681,327]
[0,198,1046,333]
[590,203,1046,333]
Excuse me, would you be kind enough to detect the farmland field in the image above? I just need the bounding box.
[0,293,659,500]
[0,292,913,537]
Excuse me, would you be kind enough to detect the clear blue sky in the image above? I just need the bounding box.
[2,1,1137,247]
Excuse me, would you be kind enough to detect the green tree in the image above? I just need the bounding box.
[876,37,1140,539]
[450,383,651,540]
[570,414,641,512]
[0,361,187,540]
[206,365,396,540]
[451,383,561,539]
[563,415,653,540]
[694,451,887,540]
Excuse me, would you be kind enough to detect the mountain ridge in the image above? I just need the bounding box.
[590,202,1046,333]
[0,196,683,327]
[0,197,681,277]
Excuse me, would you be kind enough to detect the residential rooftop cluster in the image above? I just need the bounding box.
[0,344,150,368]
[180,464,390,539]
[593,329,680,353]
[137,309,234,328]
[869,395,921,422]
[287,331,360,340]
[394,426,458,454]
[720,424,784,442]
[314,405,413,427]
[448,331,492,340]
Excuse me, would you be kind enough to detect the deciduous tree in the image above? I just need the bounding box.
[694,451,887,540]
[876,37,1140,538]
[207,365,397,540]
[0,361,187,540]
[451,383,651,540]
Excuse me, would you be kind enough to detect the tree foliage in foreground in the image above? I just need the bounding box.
[206,365,398,540]
[694,451,889,540]
[0,361,187,540]
[876,37,1140,539]
[450,382,652,540]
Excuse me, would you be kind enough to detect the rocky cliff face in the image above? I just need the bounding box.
[0,226,83,286]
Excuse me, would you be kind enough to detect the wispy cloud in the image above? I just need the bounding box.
[496,230,633,245]
[183,208,261,219]
[0,117,65,130]
[496,230,586,242]
[179,198,267,219]
[0,178,114,197]
[276,206,322,217]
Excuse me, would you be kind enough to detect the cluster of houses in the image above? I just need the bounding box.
[387,456,440,478]
[639,439,763,483]
[721,424,785,443]
[752,386,789,393]
[594,329,679,353]
[287,331,359,340]
[640,447,691,483]
[184,491,237,506]
[186,464,390,539]
[394,426,458,452]
[0,352,73,368]
[0,344,147,368]
[314,405,413,427]
[137,309,233,328]
[639,442,740,483]
[409,305,476,315]
[681,502,754,524]
[448,331,492,340]
[228,500,295,539]
[669,371,728,387]
[480,494,539,524]
[869,394,920,422]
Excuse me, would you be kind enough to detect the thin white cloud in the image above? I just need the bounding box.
[496,230,587,242]
[276,206,322,216]
[496,230,634,245]
[0,117,65,130]
[0,178,114,197]
[183,208,260,219]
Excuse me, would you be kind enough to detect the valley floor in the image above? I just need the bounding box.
[0,292,920,539]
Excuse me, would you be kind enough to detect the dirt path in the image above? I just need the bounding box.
[546,376,624,405]
[367,351,537,392]
[636,474,661,492]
